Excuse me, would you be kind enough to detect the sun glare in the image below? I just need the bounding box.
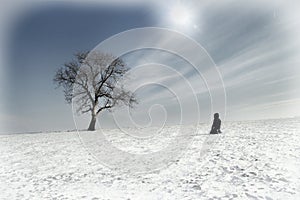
[169,4,192,26]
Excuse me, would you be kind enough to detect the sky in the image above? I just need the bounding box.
[0,0,299,133]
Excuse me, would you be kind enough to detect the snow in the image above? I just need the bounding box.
[0,117,299,199]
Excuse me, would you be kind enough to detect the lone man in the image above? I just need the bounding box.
[210,113,222,134]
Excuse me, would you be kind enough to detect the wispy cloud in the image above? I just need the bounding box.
[112,0,300,124]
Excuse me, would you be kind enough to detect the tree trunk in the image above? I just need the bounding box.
[88,114,97,131]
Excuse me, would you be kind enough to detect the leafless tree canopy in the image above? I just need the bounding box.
[54,51,137,130]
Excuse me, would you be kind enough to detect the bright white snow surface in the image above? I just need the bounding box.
[0,118,299,199]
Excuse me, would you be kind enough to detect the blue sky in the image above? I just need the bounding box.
[1,0,299,133]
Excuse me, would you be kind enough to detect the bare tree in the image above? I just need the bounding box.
[54,51,137,131]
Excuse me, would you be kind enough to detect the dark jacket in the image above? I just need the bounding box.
[210,118,221,134]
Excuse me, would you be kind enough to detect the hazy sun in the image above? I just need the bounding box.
[169,4,192,26]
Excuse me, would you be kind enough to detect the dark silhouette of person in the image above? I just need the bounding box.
[210,113,222,134]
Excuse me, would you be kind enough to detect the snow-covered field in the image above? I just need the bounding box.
[0,117,299,200]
